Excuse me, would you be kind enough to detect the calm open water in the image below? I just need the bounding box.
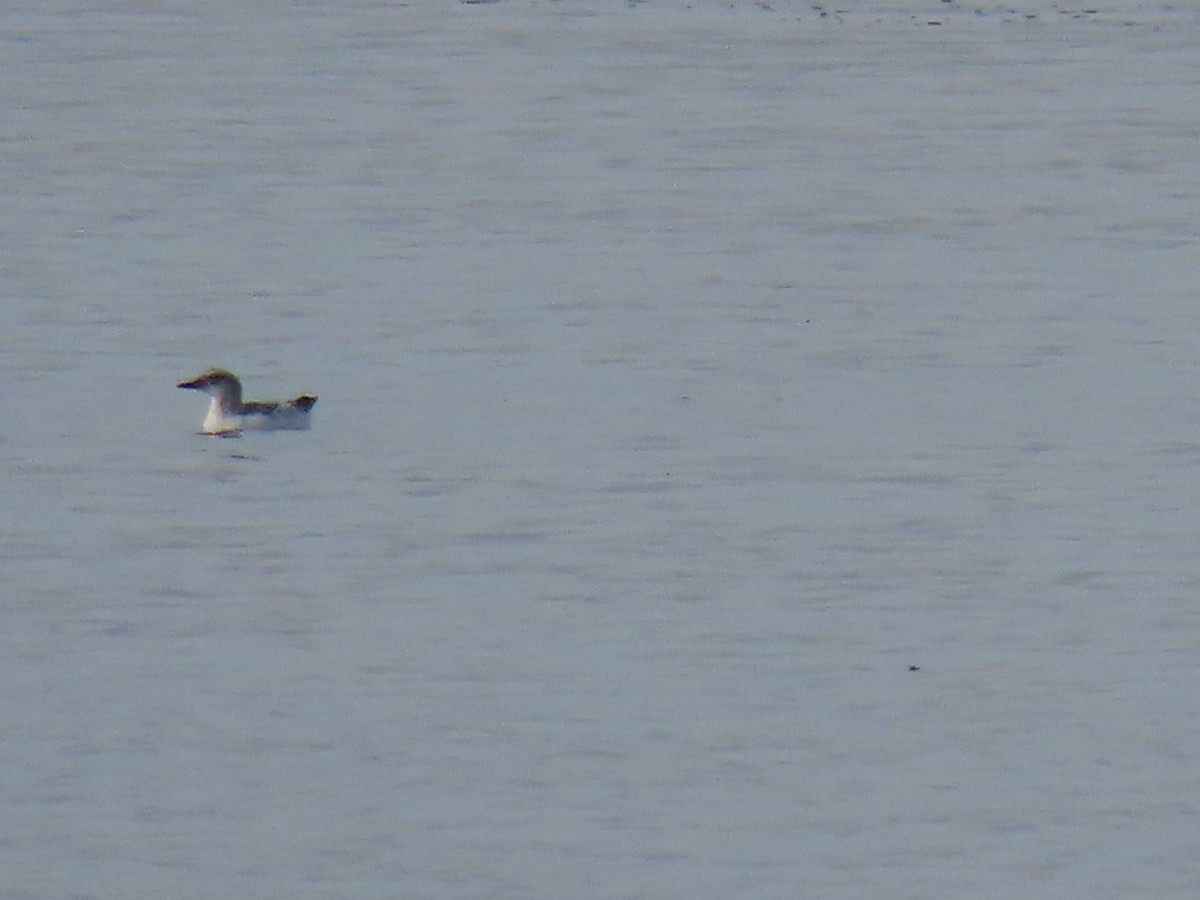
[4,2,1200,897]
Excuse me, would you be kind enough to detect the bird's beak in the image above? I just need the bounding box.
[177,378,201,390]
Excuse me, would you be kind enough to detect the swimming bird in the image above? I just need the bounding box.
[177,368,317,435]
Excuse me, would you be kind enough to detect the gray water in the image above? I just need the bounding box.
[4,2,1200,897]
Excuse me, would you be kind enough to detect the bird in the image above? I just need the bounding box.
[177,368,317,435]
